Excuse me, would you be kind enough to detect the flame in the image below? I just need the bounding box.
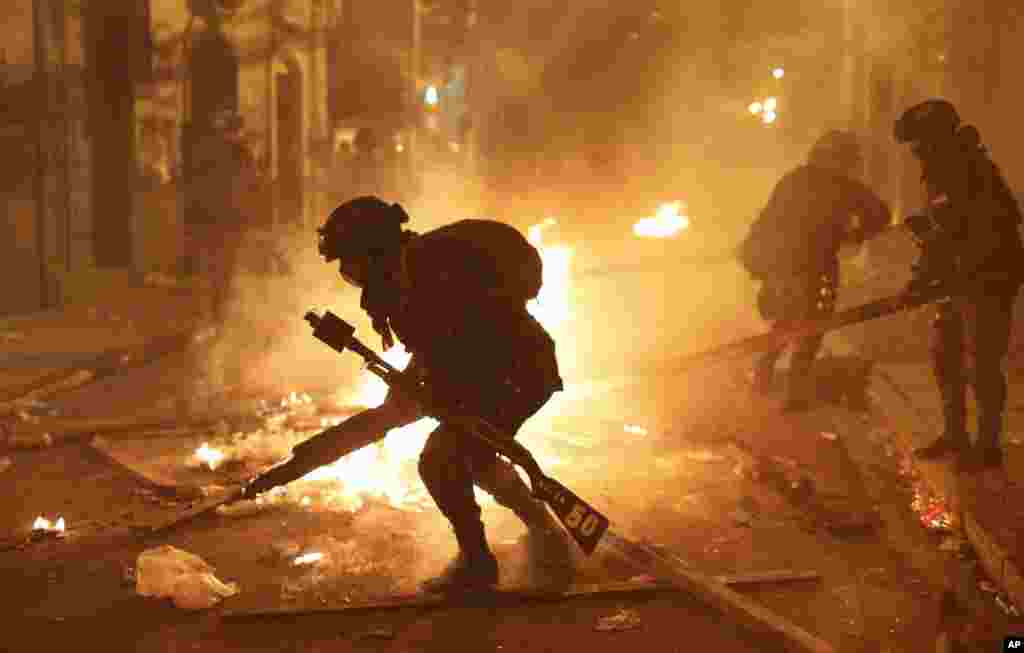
[633,202,690,238]
[624,424,648,436]
[32,516,65,533]
[194,442,226,470]
[527,218,573,330]
[293,551,324,566]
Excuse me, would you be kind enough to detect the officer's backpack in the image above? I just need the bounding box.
[405,219,544,304]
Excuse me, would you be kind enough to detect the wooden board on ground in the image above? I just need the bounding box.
[222,579,681,619]
[145,486,248,536]
[602,532,835,653]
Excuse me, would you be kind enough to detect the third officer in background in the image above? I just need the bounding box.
[896,99,1024,473]
[738,130,892,411]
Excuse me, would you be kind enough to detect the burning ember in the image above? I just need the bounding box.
[293,551,324,566]
[32,516,65,533]
[624,424,648,436]
[194,442,226,470]
[633,202,690,238]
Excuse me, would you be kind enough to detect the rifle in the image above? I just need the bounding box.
[668,282,950,373]
[301,310,610,555]
[158,312,611,552]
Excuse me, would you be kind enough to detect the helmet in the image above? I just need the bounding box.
[808,130,862,170]
[894,99,960,145]
[318,196,409,262]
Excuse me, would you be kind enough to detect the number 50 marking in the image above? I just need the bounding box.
[565,502,601,536]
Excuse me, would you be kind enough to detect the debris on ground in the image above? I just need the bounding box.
[594,607,642,632]
[357,626,396,640]
[143,272,183,289]
[0,457,11,473]
[7,430,53,449]
[0,330,26,342]
[730,508,755,527]
[994,594,1021,617]
[978,580,998,594]
[938,536,966,553]
[820,431,839,441]
[136,545,239,610]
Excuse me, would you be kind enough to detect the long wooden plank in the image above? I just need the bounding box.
[602,532,836,653]
[221,580,680,619]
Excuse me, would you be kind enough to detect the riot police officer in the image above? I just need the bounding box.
[739,130,892,411]
[896,99,1024,472]
[250,196,572,592]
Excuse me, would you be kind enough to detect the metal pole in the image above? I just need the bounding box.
[266,0,277,227]
[58,0,70,274]
[32,0,50,310]
[839,0,855,128]
[409,0,421,184]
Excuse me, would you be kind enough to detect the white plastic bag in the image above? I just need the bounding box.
[136,545,239,609]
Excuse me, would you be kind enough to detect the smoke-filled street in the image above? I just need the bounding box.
[4,0,1024,651]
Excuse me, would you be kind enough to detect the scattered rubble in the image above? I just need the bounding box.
[9,430,55,450]
[995,594,1020,617]
[143,271,182,289]
[0,457,11,473]
[595,607,642,632]
[136,545,239,610]
[356,626,396,640]
[0,331,26,342]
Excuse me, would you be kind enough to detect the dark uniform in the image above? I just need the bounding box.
[739,131,891,410]
[897,100,1024,471]
[312,198,571,592]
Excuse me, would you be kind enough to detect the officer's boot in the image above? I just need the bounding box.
[963,374,1007,472]
[475,459,573,588]
[420,517,499,594]
[916,383,969,461]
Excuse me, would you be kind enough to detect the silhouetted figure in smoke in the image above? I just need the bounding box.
[897,99,1024,473]
[265,196,572,592]
[738,130,891,411]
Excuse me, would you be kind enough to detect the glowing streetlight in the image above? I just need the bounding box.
[424,85,439,106]
[762,110,777,124]
[748,101,763,115]
[772,67,785,79]
[764,96,778,112]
